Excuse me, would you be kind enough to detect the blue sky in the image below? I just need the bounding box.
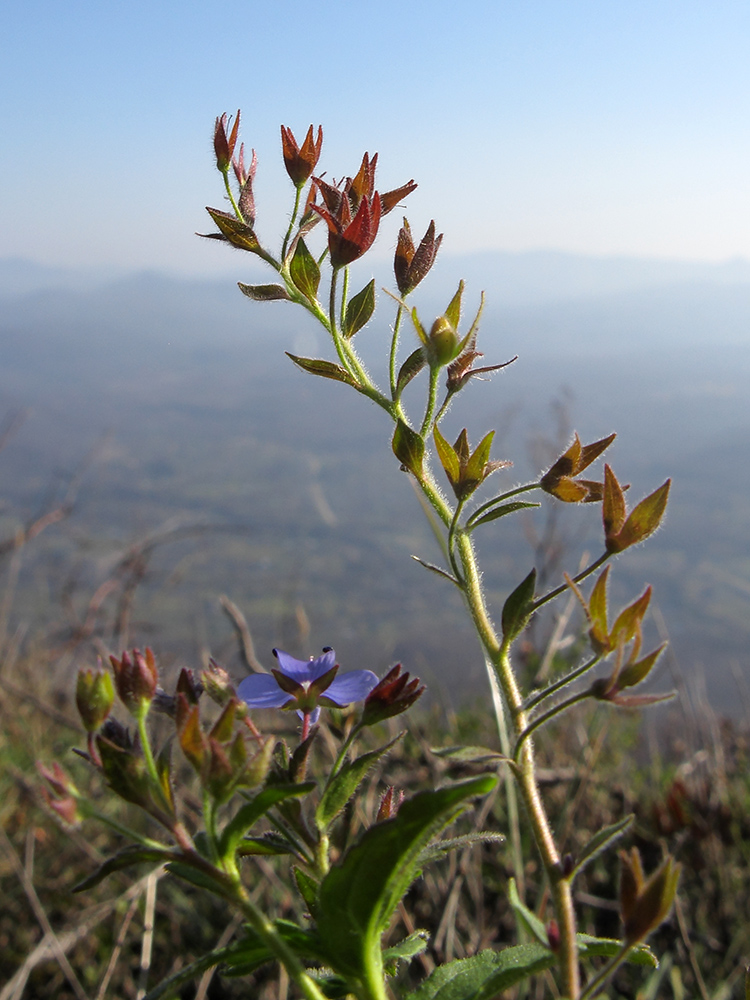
[3,0,750,274]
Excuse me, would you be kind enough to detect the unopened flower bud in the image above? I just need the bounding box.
[201,658,236,706]
[76,667,115,732]
[110,648,158,714]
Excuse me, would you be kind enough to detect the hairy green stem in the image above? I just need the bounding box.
[419,367,441,438]
[524,653,603,712]
[281,184,303,260]
[222,169,242,221]
[465,483,541,530]
[531,552,610,612]
[389,302,405,398]
[452,528,580,998]
[514,689,592,762]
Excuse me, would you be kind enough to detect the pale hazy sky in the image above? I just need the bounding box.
[3,0,750,274]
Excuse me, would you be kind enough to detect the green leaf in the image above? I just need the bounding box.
[508,877,548,946]
[317,776,497,980]
[469,501,541,530]
[219,783,315,859]
[164,861,231,895]
[464,430,494,484]
[235,833,298,856]
[418,831,505,867]
[143,941,240,999]
[384,930,430,968]
[430,745,509,764]
[286,353,359,387]
[404,944,554,1000]
[343,278,375,338]
[289,238,321,302]
[293,865,320,918]
[501,568,537,643]
[205,207,261,253]
[392,419,425,478]
[396,348,426,395]
[571,814,635,880]
[444,280,464,330]
[433,425,460,487]
[316,734,403,832]
[74,846,170,893]
[576,934,658,968]
[221,919,329,976]
[238,282,292,301]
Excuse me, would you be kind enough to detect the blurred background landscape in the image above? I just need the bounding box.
[1,250,748,712]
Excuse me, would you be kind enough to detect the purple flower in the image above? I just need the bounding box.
[237,648,378,724]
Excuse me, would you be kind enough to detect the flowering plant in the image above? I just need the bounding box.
[42,115,682,1000]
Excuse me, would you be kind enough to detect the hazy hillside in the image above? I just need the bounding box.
[1,254,748,711]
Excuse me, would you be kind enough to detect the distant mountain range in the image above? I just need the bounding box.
[1,254,748,713]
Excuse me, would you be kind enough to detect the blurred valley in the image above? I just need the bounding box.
[1,252,749,712]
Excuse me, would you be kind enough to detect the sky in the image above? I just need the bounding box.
[3,0,750,276]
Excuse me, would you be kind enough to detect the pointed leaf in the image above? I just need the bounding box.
[343,278,375,338]
[430,745,508,764]
[501,568,537,642]
[610,587,652,648]
[316,734,403,832]
[403,945,555,1000]
[238,282,292,301]
[396,348,427,395]
[603,464,627,544]
[613,479,671,552]
[235,833,297,856]
[205,207,261,253]
[219,783,315,858]
[418,831,504,866]
[469,501,540,530]
[576,933,658,967]
[74,846,170,893]
[317,776,497,979]
[289,237,321,301]
[588,567,611,650]
[571,814,634,880]
[433,425,460,487]
[464,430,495,484]
[618,643,667,690]
[392,420,425,478]
[444,280,464,330]
[164,860,230,894]
[286,353,359,387]
[384,930,430,971]
[143,941,245,1000]
[293,865,320,918]
[507,877,548,946]
[580,432,616,470]
[221,919,329,977]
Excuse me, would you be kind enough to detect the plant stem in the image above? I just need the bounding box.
[222,170,242,220]
[229,881,330,1000]
[531,552,610,612]
[466,483,541,530]
[513,689,592,762]
[389,302,405,398]
[419,367,441,438]
[281,184,303,260]
[451,524,580,998]
[524,654,602,712]
[579,941,631,1000]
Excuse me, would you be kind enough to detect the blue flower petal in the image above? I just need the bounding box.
[323,670,379,706]
[273,648,336,682]
[237,673,294,709]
